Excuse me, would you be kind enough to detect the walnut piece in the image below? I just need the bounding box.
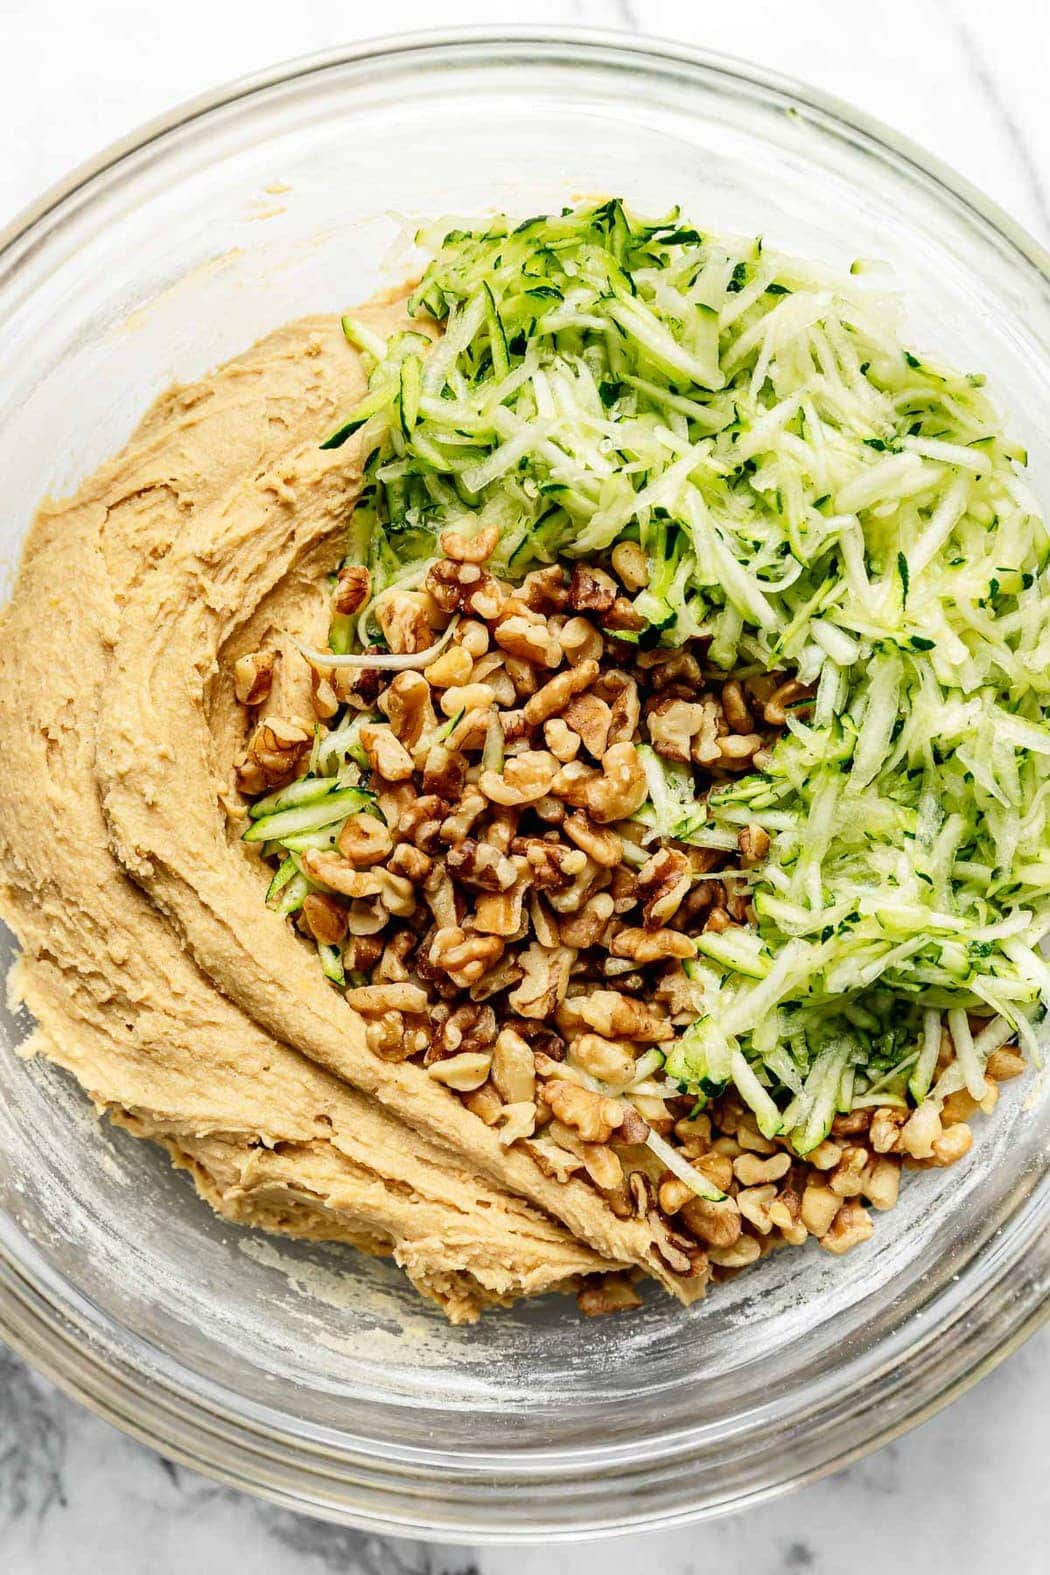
[379,671,435,749]
[337,813,394,867]
[507,942,574,1017]
[568,563,617,616]
[301,892,348,946]
[360,723,415,783]
[495,614,563,668]
[562,693,612,759]
[233,650,276,707]
[491,1027,537,1104]
[439,521,500,564]
[478,751,558,807]
[577,1274,644,1316]
[333,565,372,615]
[583,742,648,823]
[429,926,506,987]
[376,590,435,655]
[524,659,600,725]
[236,532,925,1305]
[610,926,694,963]
[542,1078,624,1143]
[610,541,649,592]
[558,990,674,1043]
[236,716,311,793]
[647,698,704,764]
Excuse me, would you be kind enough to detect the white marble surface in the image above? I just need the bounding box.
[0,1,1046,1570]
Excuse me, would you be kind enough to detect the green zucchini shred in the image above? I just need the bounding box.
[305,198,1048,1150]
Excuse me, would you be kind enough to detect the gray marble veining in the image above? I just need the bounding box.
[2,1330,1047,1573]
[941,1,1050,234]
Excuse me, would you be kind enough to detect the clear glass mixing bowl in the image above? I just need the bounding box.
[0,27,1046,1542]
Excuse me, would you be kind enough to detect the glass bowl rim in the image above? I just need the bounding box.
[0,23,1046,1544]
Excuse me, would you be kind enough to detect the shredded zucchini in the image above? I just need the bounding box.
[317,200,1046,1152]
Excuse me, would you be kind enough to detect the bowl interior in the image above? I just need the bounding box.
[0,35,1046,1533]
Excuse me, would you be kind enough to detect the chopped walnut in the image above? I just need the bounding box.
[986,1047,1026,1081]
[800,1180,841,1238]
[497,1100,538,1146]
[577,1274,643,1316]
[568,563,617,616]
[235,530,962,1313]
[520,564,569,612]
[558,990,674,1043]
[559,616,604,666]
[495,614,563,668]
[376,591,435,655]
[611,927,694,963]
[647,697,704,763]
[690,696,725,766]
[930,1121,972,1166]
[681,1195,741,1249]
[860,1155,901,1210]
[236,716,311,793]
[333,564,371,615]
[655,962,706,1019]
[379,671,435,749]
[610,541,649,592]
[360,723,415,783]
[512,835,586,890]
[426,1001,497,1060]
[737,1183,778,1235]
[427,1051,494,1090]
[301,892,348,946]
[346,981,430,1015]
[543,1078,624,1144]
[717,732,764,768]
[507,942,574,1017]
[561,693,612,759]
[523,659,600,725]
[425,559,504,620]
[473,869,531,938]
[556,891,616,949]
[491,1027,537,1104]
[568,1032,636,1085]
[445,839,517,891]
[900,1101,942,1160]
[738,823,771,865]
[604,597,647,633]
[375,928,414,983]
[438,787,487,845]
[602,672,641,746]
[308,666,340,721]
[636,847,692,928]
[583,742,648,823]
[762,677,812,726]
[439,521,500,564]
[706,1234,760,1270]
[234,650,276,707]
[365,1011,412,1059]
[428,926,506,987]
[336,813,394,867]
[478,751,558,807]
[721,679,752,732]
[549,758,597,808]
[300,850,385,899]
[423,644,473,689]
[563,812,622,868]
[734,1152,791,1187]
[819,1199,874,1255]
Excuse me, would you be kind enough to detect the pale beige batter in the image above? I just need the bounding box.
[0,298,700,1319]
